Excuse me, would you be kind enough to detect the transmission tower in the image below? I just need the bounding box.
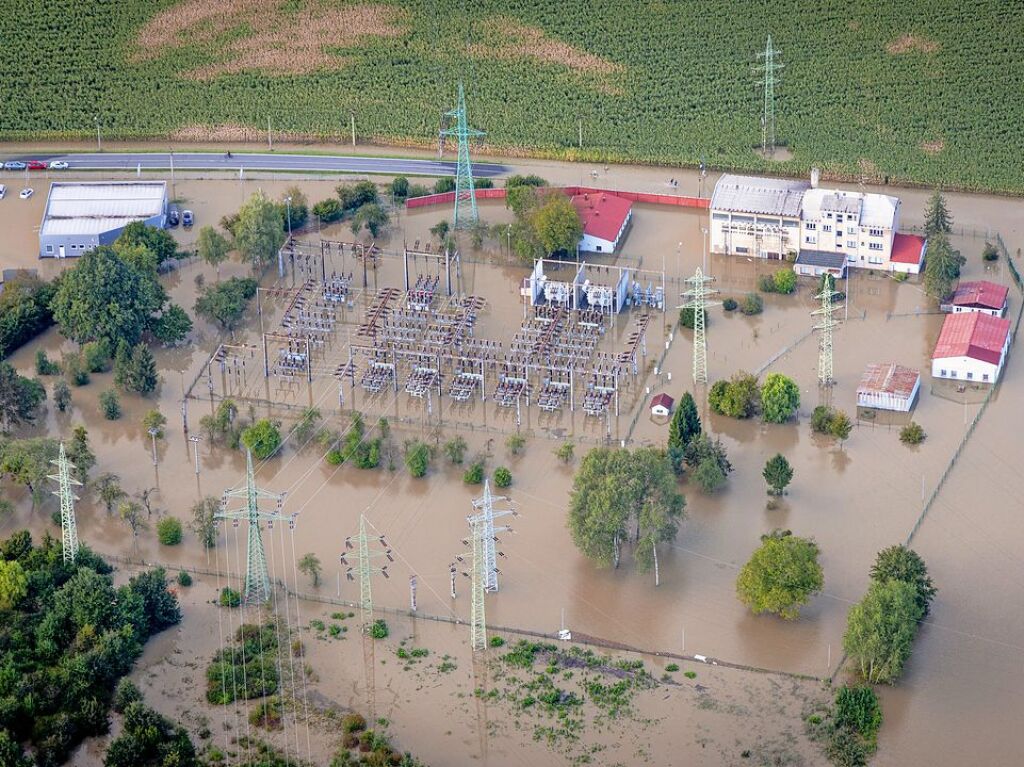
[755,35,784,155]
[679,267,720,384]
[439,82,485,229]
[49,443,81,564]
[216,449,291,605]
[813,278,841,386]
[341,515,392,719]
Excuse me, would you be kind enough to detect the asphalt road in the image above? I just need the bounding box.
[3,152,508,177]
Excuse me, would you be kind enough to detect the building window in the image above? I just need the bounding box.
[837,215,844,223]
[823,225,832,233]
[735,246,749,254]
[836,240,843,248]
[848,229,857,236]
[967,372,973,380]
[869,242,883,251]
[983,374,990,381]
[950,370,957,378]
[45,245,53,253]
[712,213,728,221]
[868,256,883,265]
[825,212,832,219]
[805,222,816,231]
[595,245,602,252]
[805,236,816,244]
[847,241,857,248]
[869,228,883,237]
[940,369,947,376]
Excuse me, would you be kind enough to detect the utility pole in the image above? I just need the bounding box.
[189,434,202,475]
[350,112,356,147]
[755,36,784,156]
[578,119,583,149]
[468,480,517,593]
[813,277,841,387]
[148,427,160,465]
[267,116,273,151]
[49,443,82,564]
[439,82,485,229]
[94,116,101,151]
[341,515,393,719]
[216,449,291,605]
[680,267,720,384]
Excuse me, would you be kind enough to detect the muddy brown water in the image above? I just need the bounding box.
[2,159,1023,765]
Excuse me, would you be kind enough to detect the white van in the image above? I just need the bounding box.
[0,184,6,200]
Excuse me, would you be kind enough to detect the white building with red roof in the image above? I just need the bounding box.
[948,280,1008,317]
[650,393,674,417]
[889,233,928,275]
[931,312,1011,384]
[571,192,632,254]
[857,363,920,411]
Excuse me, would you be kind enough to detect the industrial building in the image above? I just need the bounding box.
[799,187,900,268]
[709,174,808,259]
[946,280,1008,317]
[856,363,920,411]
[931,312,1011,384]
[39,181,168,258]
[571,192,632,253]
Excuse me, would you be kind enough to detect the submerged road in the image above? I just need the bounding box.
[4,151,508,177]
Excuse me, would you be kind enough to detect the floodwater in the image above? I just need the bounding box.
[1,156,1023,765]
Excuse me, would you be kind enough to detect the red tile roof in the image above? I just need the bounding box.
[571,193,632,244]
[857,363,920,398]
[651,393,674,411]
[932,312,1010,365]
[891,233,927,264]
[951,280,1008,310]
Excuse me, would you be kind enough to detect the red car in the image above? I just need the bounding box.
[27,160,47,171]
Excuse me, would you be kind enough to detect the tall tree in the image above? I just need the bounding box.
[193,277,258,336]
[0,438,59,508]
[736,530,823,619]
[298,553,322,587]
[0,560,28,610]
[923,233,965,300]
[530,192,583,256]
[923,190,953,237]
[190,497,220,549]
[115,221,179,265]
[281,186,309,231]
[843,579,922,684]
[233,192,285,271]
[0,363,46,429]
[762,453,794,495]
[870,545,937,617]
[760,373,800,423]
[196,226,231,277]
[67,425,96,484]
[630,448,686,576]
[94,473,126,514]
[50,247,165,346]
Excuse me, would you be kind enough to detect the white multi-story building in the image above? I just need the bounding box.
[709,175,809,260]
[799,187,900,270]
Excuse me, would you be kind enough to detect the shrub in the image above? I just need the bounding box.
[773,269,797,294]
[404,440,431,478]
[156,517,183,546]
[489,636,505,647]
[709,371,760,418]
[444,435,468,464]
[219,587,241,607]
[342,713,367,734]
[691,456,727,493]
[900,422,925,445]
[53,379,72,412]
[112,679,142,714]
[683,670,697,679]
[505,433,526,455]
[177,570,192,587]
[82,338,112,373]
[370,619,389,639]
[493,467,512,488]
[722,297,738,312]
[241,419,282,459]
[249,696,283,730]
[834,685,882,748]
[665,663,679,672]
[100,389,122,420]
[463,462,484,484]
[679,306,696,328]
[893,271,909,282]
[982,242,999,261]
[740,293,763,315]
[811,405,834,434]
[760,373,800,423]
[757,274,776,293]
[35,349,60,375]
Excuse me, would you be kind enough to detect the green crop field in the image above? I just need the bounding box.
[1,1,1022,192]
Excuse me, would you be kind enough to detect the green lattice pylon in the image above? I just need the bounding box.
[468,480,516,594]
[49,443,82,564]
[340,515,392,632]
[680,267,720,384]
[813,280,841,386]
[440,82,485,229]
[755,35,784,155]
[469,516,487,651]
[217,449,290,605]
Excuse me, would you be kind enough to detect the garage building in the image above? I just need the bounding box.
[856,363,920,411]
[571,192,632,254]
[39,181,168,258]
[931,312,1011,384]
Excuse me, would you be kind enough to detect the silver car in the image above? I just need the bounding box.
[3,161,27,171]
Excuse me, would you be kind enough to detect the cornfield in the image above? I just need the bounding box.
[1,0,1023,192]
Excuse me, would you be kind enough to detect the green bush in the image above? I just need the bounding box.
[679,306,696,328]
[99,389,122,420]
[773,269,797,294]
[665,663,679,672]
[489,636,505,647]
[370,619,389,639]
[683,670,697,679]
[177,570,192,587]
[722,297,738,311]
[156,517,183,546]
[219,587,241,608]
[834,685,882,748]
[900,422,926,445]
[341,713,367,733]
[740,293,763,315]
[709,372,760,418]
[757,274,776,293]
[493,466,512,488]
[241,419,282,459]
[982,242,999,261]
[892,271,909,282]
[112,679,142,714]
[35,349,60,375]
[760,373,800,424]
[463,462,484,484]
[404,440,431,478]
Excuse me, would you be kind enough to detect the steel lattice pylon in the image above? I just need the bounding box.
[813,278,841,386]
[469,517,487,652]
[680,267,720,384]
[439,82,485,229]
[468,480,516,593]
[755,35,784,156]
[48,443,81,564]
[217,449,291,605]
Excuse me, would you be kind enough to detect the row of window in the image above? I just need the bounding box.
[805,221,885,237]
[938,369,990,382]
[44,243,93,254]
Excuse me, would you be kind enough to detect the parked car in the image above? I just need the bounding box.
[0,185,6,200]
[3,161,26,171]
[19,188,34,199]
[48,160,69,170]
[27,161,47,171]
[167,208,180,227]
[182,210,194,228]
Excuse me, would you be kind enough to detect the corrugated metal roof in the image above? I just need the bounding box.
[857,363,920,398]
[932,312,1010,364]
[710,174,809,217]
[951,280,1008,310]
[41,182,166,237]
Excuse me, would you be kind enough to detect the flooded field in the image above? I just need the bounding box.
[1,155,1023,765]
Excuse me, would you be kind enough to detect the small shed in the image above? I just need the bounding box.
[947,280,1008,317]
[651,393,674,417]
[856,363,920,412]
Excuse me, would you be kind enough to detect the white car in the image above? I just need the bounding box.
[19,188,33,199]
[48,160,69,170]
[0,185,6,200]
